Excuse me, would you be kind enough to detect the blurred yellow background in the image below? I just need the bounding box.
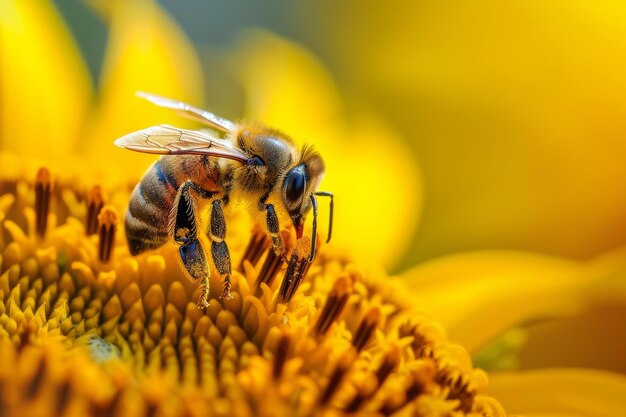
[33,0,626,269]
[308,0,626,267]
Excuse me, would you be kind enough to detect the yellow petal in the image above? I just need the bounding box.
[230,31,422,268]
[310,2,626,263]
[0,0,92,161]
[84,0,204,179]
[230,30,341,136]
[488,368,626,417]
[401,250,625,353]
[514,249,626,373]
[517,302,626,374]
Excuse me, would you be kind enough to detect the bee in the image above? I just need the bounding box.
[114,92,333,309]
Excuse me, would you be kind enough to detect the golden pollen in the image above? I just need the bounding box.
[97,204,118,263]
[85,185,107,235]
[313,275,351,336]
[238,225,270,272]
[319,349,357,405]
[277,236,311,304]
[253,230,291,295]
[272,333,290,379]
[34,167,52,238]
[352,306,381,352]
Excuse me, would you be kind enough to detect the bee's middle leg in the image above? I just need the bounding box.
[208,198,233,300]
[171,181,214,309]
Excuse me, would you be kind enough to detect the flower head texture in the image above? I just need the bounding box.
[0,169,505,416]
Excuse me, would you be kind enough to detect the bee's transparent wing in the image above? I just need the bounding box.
[136,92,236,133]
[114,125,248,163]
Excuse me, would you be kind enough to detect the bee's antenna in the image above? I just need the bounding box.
[308,194,318,263]
[314,191,333,243]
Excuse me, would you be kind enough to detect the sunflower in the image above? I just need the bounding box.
[0,165,509,416]
[1,1,626,416]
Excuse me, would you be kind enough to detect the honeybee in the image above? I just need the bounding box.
[115,92,333,308]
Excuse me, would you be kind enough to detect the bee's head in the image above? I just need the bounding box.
[281,147,325,238]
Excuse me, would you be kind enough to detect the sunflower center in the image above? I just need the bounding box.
[0,167,506,416]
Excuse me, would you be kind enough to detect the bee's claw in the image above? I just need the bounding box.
[220,278,233,300]
[196,275,210,310]
[220,289,233,301]
[196,299,209,311]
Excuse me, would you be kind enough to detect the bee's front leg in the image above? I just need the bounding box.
[208,198,233,300]
[264,204,286,260]
[171,181,214,309]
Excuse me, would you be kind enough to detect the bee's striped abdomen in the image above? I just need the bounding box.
[125,159,178,255]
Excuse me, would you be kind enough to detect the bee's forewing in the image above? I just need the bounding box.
[136,92,236,133]
[114,125,248,163]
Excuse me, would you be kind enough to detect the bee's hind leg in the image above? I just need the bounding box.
[208,198,233,300]
[264,204,285,260]
[171,181,215,309]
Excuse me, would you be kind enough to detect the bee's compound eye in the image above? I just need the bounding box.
[285,170,306,202]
